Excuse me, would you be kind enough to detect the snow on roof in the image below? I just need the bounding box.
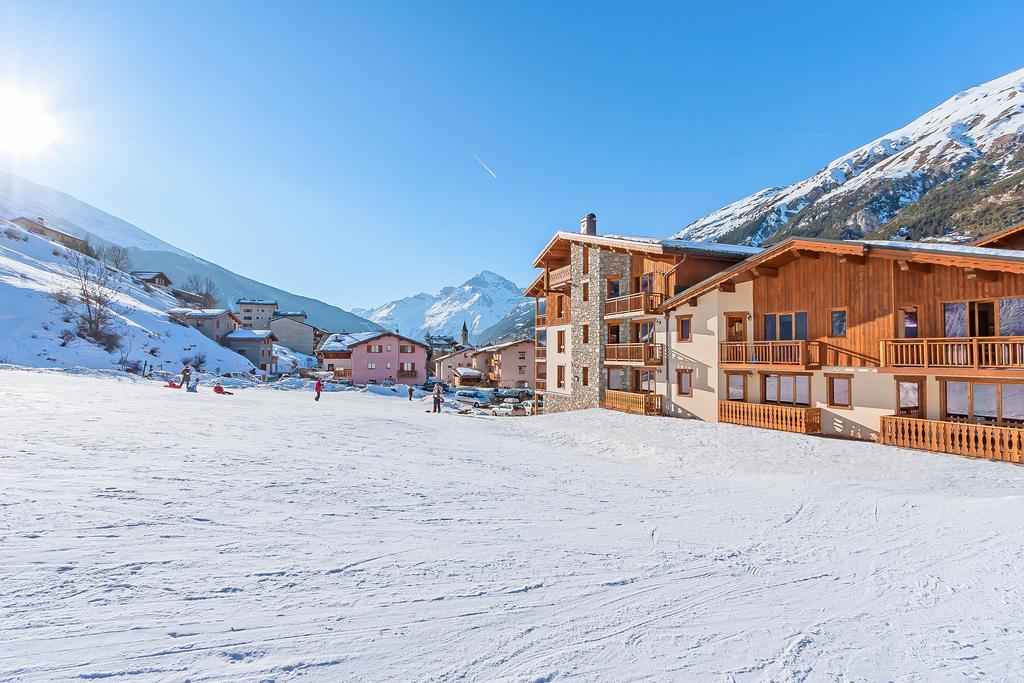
[318,331,383,352]
[272,311,307,318]
[473,338,533,354]
[236,298,278,305]
[433,347,476,363]
[452,367,483,378]
[858,240,1024,262]
[225,329,275,341]
[169,308,231,319]
[601,234,763,256]
[130,271,168,279]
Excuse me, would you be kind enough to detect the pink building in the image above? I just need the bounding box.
[433,348,477,384]
[475,338,536,389]
[316,332,427,385]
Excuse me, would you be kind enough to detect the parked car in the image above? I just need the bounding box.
[421,380,450,393]
[492,399,526,416]
[498,388,533,401]
[454,389,492,408]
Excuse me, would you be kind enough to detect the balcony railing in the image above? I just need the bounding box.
[718,401,821,435]
[880,415,1023,463]
[535,347,547,359]
[397,369,417,378]
[604,292,664,317]
[535,315,547,328]
[719,340,820,367]
[880,337,1024,369]
[535,379,547,391]
[332,368,353,379]
[602,390,662,416]
[604,343,664,366]
[549,264,572,288]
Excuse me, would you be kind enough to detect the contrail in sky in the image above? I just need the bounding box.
[472,154,497,178]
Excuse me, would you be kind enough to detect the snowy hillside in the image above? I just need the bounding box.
[0,222,252,374]
[675,67,1024,245]
[0,171,379,333]
[354,271,528,342]
[4,369,1024,680]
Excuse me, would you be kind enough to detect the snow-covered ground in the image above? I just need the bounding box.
[2,368,1024,681]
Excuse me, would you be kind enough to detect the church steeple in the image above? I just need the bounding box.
[460,321,469,347]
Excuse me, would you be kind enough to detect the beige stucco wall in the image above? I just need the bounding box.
[544,323,572,398]
[269,316,315,355]
[239,304,276,329]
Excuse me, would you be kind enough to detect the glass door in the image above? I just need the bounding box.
[896,378,925,418]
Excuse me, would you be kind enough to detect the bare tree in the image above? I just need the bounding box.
[101,244,133,272]
[182,274,219,308]
[51,250,128,350]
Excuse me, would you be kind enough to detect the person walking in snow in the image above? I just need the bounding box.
[180,363,192,389]
[314,378,323,402]
[432,384,443,413]
[408,385,415,401]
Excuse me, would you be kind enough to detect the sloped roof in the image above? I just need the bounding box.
[973,222,1024,248]
[225,329,277,341]
[317,331,428,353]
[531,231,762,268]
[131,271,170,280]
[473,338,534,354]
[236,298,278,306]
[433,347,477,363]
[453,367,483,378]
[168,307,237,320]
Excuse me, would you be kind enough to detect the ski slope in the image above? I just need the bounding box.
[2,369,1023,681]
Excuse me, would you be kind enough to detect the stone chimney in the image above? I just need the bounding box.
[580,213,597,236]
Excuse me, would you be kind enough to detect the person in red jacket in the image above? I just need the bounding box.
[314,379,323,402]
[213,382,233,396]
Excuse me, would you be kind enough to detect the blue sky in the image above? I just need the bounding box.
[0,1,1022,308]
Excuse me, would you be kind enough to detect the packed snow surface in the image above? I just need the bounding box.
[3,369,1024,681]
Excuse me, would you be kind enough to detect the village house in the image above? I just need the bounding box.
[316,332,427,385]
[433,347,477,384]
[236,298,278,329]
[11,216,91,255]
[224,329,278,373]
[167,308,243,344]
[131,271,173,288]
[269,311,324,356]
[471,338,536,388]
[524,213,759,414]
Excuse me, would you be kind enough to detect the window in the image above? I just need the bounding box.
[400,344,414,353]
[607,278,621,298]
[899,307,919,338]
[676,369,692,397]
[896,377,925,417]
[638,273,655,293]
[518,365,526,375]
[556,295,566,319]
[943,380,1024,426]
[830,309,847,337]
[368,344,382,353]
[196,320,204,328]
[243,316,252,321]
[634,320,655,343]
[636,369,656,393]
[557,330,566,353]
[518,351,526,360]
[386,362,391,369]
[582,282,589,302]
[582,247,589,274]
[367,362,376,370]
[327,363,335,371]
[582,324,590,344]
[401,362,414,371]
[216,320,221,329]
[826,374,852,409]
[677,315,692,343]
[764,312,808,341]
[387,345,392,352]
[557,365,566,389]
[763,373,811,406]
[582,366,589,386]
[726,373,746,401]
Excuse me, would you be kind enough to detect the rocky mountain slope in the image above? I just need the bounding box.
[674,67,1024,245]
[0,172,379,332]
[354,271,529,343]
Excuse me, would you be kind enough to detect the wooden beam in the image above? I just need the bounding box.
[897,259,932,273]
[750,266,778,278]
[964,267,998,282]
[718,281,736,293]
[687,297,698,307]
[839,254,866,266]
[792,249,820,260]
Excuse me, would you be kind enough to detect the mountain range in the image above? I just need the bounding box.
[674,67,1024,246]
[0,172,379,333]
[354,271,531,344]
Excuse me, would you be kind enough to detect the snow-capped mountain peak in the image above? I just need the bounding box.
[354,271,528,342]
[674,67,1024,245]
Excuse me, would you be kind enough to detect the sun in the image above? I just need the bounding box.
[0,87,60,154]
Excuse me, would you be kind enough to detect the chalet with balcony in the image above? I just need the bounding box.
[131,271,173,288]
[658,237,1024,463]
[525,212,759,415]
[167,307,243,344]
[317,331,427,385]
[433,347,477,385]
[471,338,536,388]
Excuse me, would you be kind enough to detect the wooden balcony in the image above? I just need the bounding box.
[602,390,662,416]
[604,343,665,366]
[535,379,547,391]
[548,264,572,289]
[880,415,1023,463]
[719,340,821,369]
[604,292,664,317]
[718,401,821,435]
[535,315,547,328]
[332,368,353,379]
[880,337,1024,372]
[535,346,547,359]
[397,369,418,378]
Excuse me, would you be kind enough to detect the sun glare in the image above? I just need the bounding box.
[0,87,60,154]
